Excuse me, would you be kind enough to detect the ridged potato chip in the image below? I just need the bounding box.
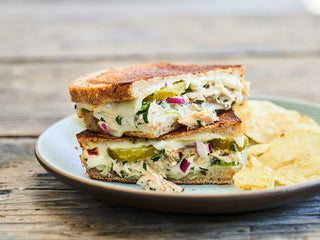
[233,165,275,190]
[236,100,320,143]
[233,130,320,189]
[259,130,320,184]
[247,144,269,158]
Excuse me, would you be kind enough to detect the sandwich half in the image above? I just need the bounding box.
[70,63,249,138]
[77,110,248,186]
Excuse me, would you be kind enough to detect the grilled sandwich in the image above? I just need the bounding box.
[70,63,249,138]
[77,110,248,188]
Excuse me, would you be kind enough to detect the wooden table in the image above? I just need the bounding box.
[1,1,320,239]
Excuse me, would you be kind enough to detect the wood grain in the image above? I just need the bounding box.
[1,1,320,239]
[1,57,319,136]
[0,1,319,60]
[1,138,320,240]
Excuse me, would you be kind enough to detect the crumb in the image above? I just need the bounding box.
[191,189,195,191]
[214,187,217,190]
[75,146,79,150]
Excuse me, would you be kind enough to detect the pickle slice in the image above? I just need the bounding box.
[209,137,248,152]
[108,146,160,162]
[144,81,186,102]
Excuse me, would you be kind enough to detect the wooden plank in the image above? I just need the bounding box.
[1,138,320,239]
[0,57,319,136]
[0,1,319,59]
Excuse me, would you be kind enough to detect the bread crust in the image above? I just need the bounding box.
[69,63,246,105]
[77,109,242,147]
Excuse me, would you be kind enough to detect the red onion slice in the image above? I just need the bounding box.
[180,158,191,173]
[165,82,168,87]
[99,122,108,132]
[88,150,98,156]
[195,142,210,157]
[166,97,186,104]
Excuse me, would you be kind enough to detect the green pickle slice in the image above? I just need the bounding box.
[144,81,186,102]
[209,137,248,152]
[108,145,160,162]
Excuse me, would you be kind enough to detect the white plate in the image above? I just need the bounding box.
[35,97,320,213]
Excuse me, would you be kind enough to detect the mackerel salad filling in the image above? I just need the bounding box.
[82,133,248,192]
[76,72,245,137]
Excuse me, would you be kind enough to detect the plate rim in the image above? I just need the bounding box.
[35,96,320,199]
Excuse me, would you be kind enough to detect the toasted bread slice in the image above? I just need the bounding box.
[69,63,247,105]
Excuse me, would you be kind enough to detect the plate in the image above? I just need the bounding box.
[35,97,320,213]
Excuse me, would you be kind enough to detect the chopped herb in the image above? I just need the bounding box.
[224,99,228,102]
[210,157,220,166]
[136,101,151,124]
[100,117,106,122]
[143,113,148,123]
[203,84,210,88]
[149,187,156,191]
[230,143,237,151]
[185,85,192,93]
[137,101,151,114]
[116,116,122,125]
[161,102,168,109]
[216,97,221,102]
[190,153,195,156]
[84,158,88,161]
[81,108,90,113]
[122,161,128,165]
[190,167,194,171]
[199,167,208,172]
[211,158,239,166]
[197,120,202,127]
[195,100,204,104]
[151,156,161,162]
[143,162,147,171]
[74,104,77,109]
[159,149,165,155]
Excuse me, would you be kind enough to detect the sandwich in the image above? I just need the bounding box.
[70,63,249,138]
[77,110,248,191]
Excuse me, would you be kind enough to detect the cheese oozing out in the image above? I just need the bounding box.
[82,133,247,180]
[76,71,244,136]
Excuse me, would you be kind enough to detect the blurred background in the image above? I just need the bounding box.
[1,0,319,136]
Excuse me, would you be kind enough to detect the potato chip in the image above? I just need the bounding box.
[233,165,275,190]
[233,130,320,189]
[236,100,320,143]
[247,144,269,158]
[246,155,264,169]
[260,130,320,185]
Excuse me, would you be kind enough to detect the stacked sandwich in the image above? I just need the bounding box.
[69,63,249,192]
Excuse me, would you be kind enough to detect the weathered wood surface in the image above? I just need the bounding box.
[1,138,320,240]
[1,0,320,239]
[0,0,320,60]
[1,57,320,136]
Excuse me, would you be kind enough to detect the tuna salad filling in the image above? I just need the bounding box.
[76,73,245,137]
[81,135,248,181]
